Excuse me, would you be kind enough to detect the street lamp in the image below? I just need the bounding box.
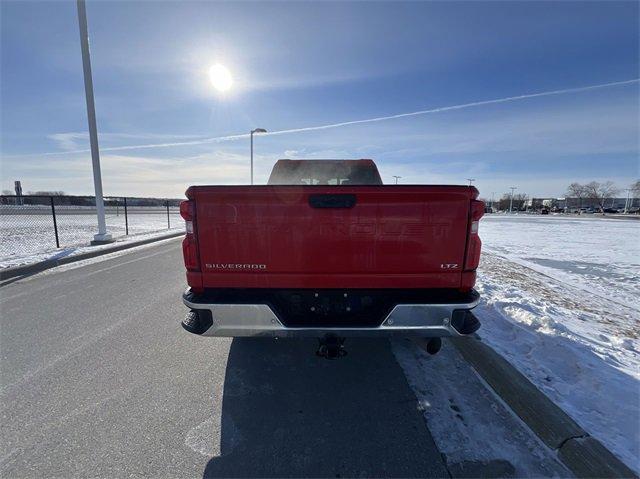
[250,128,267,185]
[467,178,475,186]
[509,186,518,213]
[77,0,112,244]
[392,175,402,184]
[624,188,631,214]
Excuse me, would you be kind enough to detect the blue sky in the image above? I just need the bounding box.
[1,1,638,198]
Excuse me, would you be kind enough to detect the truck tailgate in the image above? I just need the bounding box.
[191,186,474,289]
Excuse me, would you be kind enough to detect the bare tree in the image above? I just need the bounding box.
[27,190,66,196]
[498,192,527,211]
[583,181,619,212]
[565,182,588,209]
[632,180,640,198]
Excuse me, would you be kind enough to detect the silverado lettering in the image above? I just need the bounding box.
[205,263,267,270]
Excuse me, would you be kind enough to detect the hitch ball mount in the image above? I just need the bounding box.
[316,334,347,360]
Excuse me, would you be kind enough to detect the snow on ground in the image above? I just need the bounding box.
[477,214,640,472]
[1,210,182,268]
[0,227,184,270]
[392,338,569,477]
[480,214,640,309]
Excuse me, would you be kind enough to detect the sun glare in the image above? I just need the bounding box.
[208,64,233,92]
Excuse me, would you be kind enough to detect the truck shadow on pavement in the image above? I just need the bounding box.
[202,337,449,478]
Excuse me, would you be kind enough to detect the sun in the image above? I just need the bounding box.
[208,64,233,92]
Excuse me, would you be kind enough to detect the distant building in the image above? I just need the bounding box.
[556,197,638,211]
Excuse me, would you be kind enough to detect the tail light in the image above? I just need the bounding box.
[180,200,195,233]
[180,199,200,272]
[464,199,485,272]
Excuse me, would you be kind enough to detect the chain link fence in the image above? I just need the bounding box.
[1,195,183,260]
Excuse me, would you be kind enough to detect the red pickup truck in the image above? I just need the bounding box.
[180,159,483,357]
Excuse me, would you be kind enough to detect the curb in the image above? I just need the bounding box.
[0,231,184,281]
[427,336,637,478]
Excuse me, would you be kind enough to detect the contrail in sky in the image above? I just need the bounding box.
[9,78,639,158]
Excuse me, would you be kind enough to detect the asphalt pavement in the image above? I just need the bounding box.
[0,239,450,478]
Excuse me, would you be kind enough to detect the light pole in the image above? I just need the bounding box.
[393,175,402,184]
[77,0,112,244]
[509,186,517,213]
[467,178,475,186]
[250,128,267,185]
[624,189,631,214]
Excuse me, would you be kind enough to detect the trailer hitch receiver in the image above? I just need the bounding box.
[316,335,347,359]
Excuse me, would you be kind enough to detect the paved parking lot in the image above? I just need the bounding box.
[1,239,449,477]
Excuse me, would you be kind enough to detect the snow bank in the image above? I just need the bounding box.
[477,215,639,472]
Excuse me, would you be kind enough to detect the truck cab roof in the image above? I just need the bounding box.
[268,159,383,186]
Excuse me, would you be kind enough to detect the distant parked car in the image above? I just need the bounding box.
[540,208,549,215]
[603,208,619,214]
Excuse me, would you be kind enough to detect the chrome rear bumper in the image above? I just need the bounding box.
[181,288,480,338]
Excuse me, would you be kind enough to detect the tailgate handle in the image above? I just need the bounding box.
[309,194,356,209]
